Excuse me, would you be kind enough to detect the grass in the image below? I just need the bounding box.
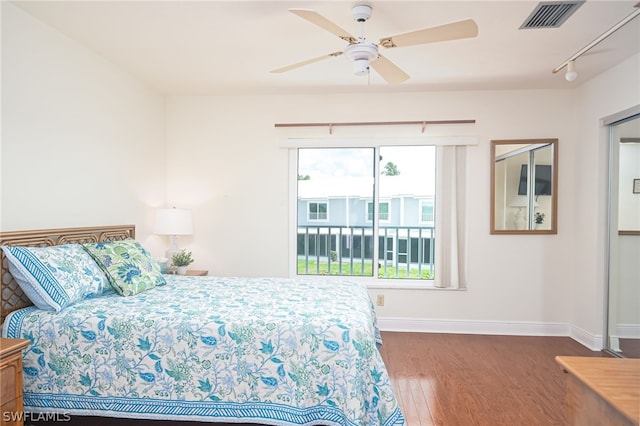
[297,259,431,279]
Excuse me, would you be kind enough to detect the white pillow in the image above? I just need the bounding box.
[1,244,111,312]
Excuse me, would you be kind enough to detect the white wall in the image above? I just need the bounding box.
[165,90,586,333]
[0,2,166,251]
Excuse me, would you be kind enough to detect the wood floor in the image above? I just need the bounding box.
[28,332,607,426]
[619,338,640,358]
[379,332,607,426]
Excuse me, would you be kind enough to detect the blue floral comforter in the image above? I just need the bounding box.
[3,275,404,425]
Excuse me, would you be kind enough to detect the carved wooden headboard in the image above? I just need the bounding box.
[0,224,135,324]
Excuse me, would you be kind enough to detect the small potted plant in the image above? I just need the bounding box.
[534,212,545,228]
[171,249,193,275]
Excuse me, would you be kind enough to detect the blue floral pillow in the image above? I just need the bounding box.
[82,239,166,296]
[1,244,112,312]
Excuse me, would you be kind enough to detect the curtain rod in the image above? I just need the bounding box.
[274,119,476,134]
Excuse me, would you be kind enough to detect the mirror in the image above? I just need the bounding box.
[605,110,640,358]
[491,139,558,234]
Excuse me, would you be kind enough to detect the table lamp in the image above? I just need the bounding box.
[154,207,193,271]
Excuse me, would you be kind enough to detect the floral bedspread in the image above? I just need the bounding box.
[3,275,405,425]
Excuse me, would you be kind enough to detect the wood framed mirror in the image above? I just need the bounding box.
[491,139,558,234]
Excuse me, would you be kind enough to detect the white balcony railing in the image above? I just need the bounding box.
[296,225,435,280]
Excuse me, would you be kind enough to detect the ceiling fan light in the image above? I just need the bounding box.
[353,58,370,76]
[565,60,578,81]
[345,42,378,76]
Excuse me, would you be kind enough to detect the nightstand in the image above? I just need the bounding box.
[1,338,29,426]
[186,270,208,276]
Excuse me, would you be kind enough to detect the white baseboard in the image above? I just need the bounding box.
[568,324,603,351]
[616,323,640,339]
[609,335,621,352]
[607,324,640,353]
[377,317,603,351]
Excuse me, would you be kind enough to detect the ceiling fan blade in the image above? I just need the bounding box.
[289,9,357,43]
[379,19,478,48]
[370,55,410,85]
[270,52,344,74]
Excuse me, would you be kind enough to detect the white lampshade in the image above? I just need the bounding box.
[154,208,193,235]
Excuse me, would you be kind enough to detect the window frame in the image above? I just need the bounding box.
[419,198,435,225]
[307,200,329,222]
[366,200,390,223]
[289,146,437,289]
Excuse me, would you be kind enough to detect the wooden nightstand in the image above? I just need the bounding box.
[185,270,208,276]
[1,338,29,426]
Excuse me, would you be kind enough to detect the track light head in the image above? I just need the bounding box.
[565,60,578,82]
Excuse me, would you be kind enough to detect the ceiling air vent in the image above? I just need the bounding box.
[520,1,584,29]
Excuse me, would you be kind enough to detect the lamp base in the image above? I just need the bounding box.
[166,235,180,273]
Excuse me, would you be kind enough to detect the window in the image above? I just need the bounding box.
[367,201,389,221]
[308,201,328,221]
[420,199,434,223]
[295,146,436,281]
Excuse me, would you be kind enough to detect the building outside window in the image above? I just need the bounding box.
[296,146,436,281]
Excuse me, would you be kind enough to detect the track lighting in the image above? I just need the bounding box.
[565,60,578,82]
[553,5,640,81]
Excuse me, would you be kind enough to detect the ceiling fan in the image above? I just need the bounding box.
[270,4,478,84]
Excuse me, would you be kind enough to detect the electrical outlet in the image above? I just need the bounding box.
[376,294,384,306]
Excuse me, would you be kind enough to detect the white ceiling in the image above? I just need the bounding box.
[10,0,640,95]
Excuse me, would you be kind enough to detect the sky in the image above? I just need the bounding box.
[298,146,436,197]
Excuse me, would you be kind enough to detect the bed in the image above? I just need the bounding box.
[0,225,404,426]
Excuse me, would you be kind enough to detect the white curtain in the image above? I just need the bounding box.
[434,145,467,289]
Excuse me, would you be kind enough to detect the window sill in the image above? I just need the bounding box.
[366,280,466,290]
[309,275,465,290]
